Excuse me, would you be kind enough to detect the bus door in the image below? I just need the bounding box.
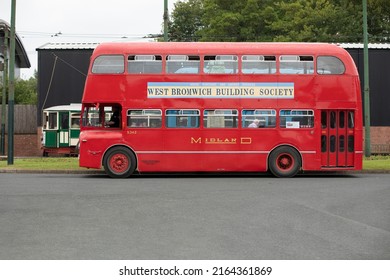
[58,112,70,147]
[321,110,355,167]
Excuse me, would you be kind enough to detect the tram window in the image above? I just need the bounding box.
[317,56,345,74]
[204,109,238,128]
[128,55,162,74]
[71,113,81,128]
[280,55,314,74]
[60,113,69,129]
[48,112,57,129]
[204,55,238,74]
[242,109,276,128]
[127,109,162,128]
[92,55,124,74]
[165,109,200,128]
[279,109,314,128]
[166,55,200,74]
[242,55,276,74]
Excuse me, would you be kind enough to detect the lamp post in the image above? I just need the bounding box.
[362,0,371,157]
[7,0,16,164]
[163,0,168,42]
[1,27,8,155]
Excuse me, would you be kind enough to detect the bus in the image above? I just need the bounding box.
[42,103,81,156]
[78,42,363,178]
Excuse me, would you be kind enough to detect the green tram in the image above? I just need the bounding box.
[42,103,81,156]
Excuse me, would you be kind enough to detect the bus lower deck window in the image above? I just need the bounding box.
[127,109,162,128]
[203,109,238,128]
[242,109,276,128]
[280,109,314,128]
[165,109,200,128]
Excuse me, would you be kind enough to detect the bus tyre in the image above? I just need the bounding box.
[269,146,301,178]
[103,147,136,178]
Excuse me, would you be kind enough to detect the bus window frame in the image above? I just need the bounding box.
[165,109,200,128]
[279,109,314,128]
[91,55,125,74]
[166,55,201,74]
[127,109,162,128]
[279,55,314,75]
[203,109,238,128]
[204,55,238,74]
[242,109,277,128]
[127,54,163,74]
[241,55,277,74]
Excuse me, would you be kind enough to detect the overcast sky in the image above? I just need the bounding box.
[0,0,177,78]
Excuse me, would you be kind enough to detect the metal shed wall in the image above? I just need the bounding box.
[37,48,93,125]
[346,48,390,126]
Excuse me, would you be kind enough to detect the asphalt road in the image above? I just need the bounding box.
[0,173,389,260]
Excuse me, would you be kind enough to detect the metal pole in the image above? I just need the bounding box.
[1,28,8,155]
[8,0,16,164]
[362,0,371,157]
[163,0,168,42]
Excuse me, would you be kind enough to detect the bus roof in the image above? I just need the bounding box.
[92,42,351,57]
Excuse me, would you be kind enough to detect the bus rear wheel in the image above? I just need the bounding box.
[269,146,301,178]
[103,147,136,178]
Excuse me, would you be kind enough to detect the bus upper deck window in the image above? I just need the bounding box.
[280,55,314,74]
[204,55,238,74]
[317,56,345,74]
[166,55,200,74]
[91,55,124,74]
[242,55,276,74]
[128,55,162,74]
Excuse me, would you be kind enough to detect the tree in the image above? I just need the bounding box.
[0,72,37,105]
[266,0,359,42]
[368,0,390,42]
[168,0,204,41]
[167,0,389,43]
[15,75,37,104]
[199,0,275,41]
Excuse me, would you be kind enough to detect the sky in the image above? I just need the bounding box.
[0,0,177,79]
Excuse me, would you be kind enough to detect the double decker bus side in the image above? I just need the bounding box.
[78,42,363,178]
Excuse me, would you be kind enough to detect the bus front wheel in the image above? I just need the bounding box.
[103,147,136,178]
[269,146,301,178]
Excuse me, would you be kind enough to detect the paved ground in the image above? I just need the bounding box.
[0,173,389,259]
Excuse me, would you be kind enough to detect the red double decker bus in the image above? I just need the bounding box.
[78,42,363,178]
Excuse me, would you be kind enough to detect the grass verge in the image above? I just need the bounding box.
[0,157,82,170]
[363,155,390,170]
